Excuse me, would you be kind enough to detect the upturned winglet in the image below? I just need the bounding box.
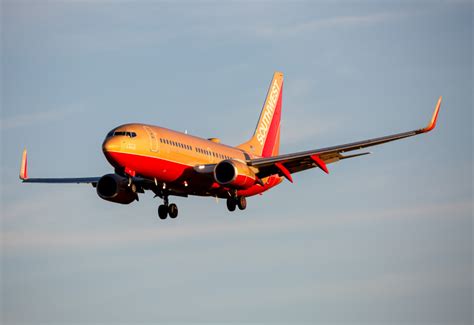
[20,149,28,180]
[421,96,442,133]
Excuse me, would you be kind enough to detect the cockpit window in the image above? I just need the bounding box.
[107,131,137,138]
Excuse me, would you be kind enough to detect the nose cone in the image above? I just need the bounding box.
[102,138,120,153]
[102,137,121,168]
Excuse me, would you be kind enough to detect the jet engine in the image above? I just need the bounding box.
[214,159,257,189]
[96,174,137,204]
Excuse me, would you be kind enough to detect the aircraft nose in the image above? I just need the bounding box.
[102,138,120,153]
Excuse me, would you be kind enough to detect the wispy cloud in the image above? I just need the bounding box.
[2,199,471,251]
[281,115,342,146]
[0,107,83,130]
[256,11,413,39]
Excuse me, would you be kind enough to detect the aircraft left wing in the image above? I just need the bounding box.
[248,96,442,182]
[19,149,100,184]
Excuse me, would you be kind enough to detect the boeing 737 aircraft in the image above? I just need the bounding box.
[20,72,442,219]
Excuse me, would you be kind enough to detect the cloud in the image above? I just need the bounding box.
[256,11,413,39]
[2,199,471,251]
[281,115,342,146]
[0,107,83,130]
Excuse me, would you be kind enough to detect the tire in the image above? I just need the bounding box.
[237,196,247,210]
[158,205,168,219]
[226,198,236,212]
[168,203,178,219]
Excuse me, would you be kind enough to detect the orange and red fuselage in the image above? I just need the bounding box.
[102,123,282,198]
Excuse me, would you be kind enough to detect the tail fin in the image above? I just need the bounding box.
[238,72,283,157]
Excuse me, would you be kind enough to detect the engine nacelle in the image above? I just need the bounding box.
[96,174,137,204]
[214,159,257,189]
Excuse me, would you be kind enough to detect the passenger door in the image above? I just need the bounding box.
[143,126,159,153]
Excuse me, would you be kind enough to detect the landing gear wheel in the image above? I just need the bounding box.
[226,198,236,212]
[158,205,168,219]
[237,196,247,210]
[168,203,178,219]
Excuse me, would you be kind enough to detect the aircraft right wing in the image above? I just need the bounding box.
[247,96,443,182]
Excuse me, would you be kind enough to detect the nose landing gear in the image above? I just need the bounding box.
[157,196,179,220]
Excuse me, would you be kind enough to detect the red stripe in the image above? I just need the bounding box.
[106,151,189,182]
[261,83,283,157]
[105,150,282,197]
[237,175,283,197]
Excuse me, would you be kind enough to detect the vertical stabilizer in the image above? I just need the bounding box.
[238,72,283,157]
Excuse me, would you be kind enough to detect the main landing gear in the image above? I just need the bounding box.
[157,196,178,220]
[226,196,247,212]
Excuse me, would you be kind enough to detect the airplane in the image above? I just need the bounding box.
[19,72,443,220]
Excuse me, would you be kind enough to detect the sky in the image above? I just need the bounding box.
[1,0,472,324]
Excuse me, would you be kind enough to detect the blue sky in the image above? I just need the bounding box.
[1,0,472,324]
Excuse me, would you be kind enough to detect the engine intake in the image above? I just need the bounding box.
[214,160,256,189]
[96,174,137,204]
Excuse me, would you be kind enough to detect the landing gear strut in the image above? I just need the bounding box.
[226,196,247,212]
[157,195,179,220]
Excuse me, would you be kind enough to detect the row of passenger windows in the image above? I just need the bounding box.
[159,138,231,160]
[107,131,137,138]
[160,138,192,151]
[196,147,231,160]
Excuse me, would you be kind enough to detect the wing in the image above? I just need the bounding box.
[19,150,187,198]
[19,149,101,185]
[248,96,443,182]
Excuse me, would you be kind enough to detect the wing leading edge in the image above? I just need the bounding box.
[249,96,443,181]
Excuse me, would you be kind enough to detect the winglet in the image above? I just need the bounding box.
[19,149,28,180]
[422,96,442,133]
